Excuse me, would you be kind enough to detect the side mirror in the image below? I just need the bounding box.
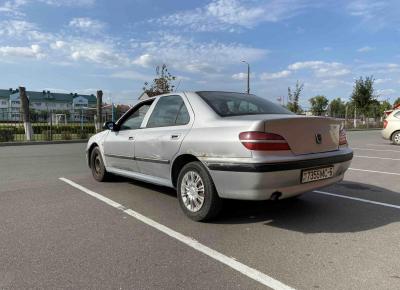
[103,121,118,131]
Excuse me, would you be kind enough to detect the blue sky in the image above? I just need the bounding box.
[0,0,400,108]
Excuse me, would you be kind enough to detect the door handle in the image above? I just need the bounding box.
[170,134,181,140]
[128,136,134,140]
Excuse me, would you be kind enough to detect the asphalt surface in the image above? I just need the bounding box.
[1,130,400,289]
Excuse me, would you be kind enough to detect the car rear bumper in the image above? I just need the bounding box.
[205,151,353,200]
[381,128,392,140]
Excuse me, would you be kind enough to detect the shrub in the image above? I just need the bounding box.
[42,130,51,141]
[61,131,72,140]
[78,131,89,139]
[0,127,15,142]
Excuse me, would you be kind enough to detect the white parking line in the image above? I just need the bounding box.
[349,168,400,176]
[354,155,400,161]
[313,190,400,210]
[59,177,295,290]
[366,144,396,147]
[352,147,400,153]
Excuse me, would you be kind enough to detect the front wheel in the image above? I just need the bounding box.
[177,161,222,221]
[90,147,110,182]
[392,131,400,145]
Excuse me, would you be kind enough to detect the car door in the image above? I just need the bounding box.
[134,94,193,180]
[103,100,153,172]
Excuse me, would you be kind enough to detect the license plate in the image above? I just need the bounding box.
[301,166,334,183]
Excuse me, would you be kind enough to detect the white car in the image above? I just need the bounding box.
[382,109,400,145]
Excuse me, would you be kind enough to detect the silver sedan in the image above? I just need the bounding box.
[86,91,353,221]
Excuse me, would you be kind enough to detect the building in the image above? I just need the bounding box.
[0,88,97,121]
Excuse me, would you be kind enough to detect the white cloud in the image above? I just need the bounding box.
[288,60,350,77]
[346,0,400,30]
[133,33,267,73]
[260,70,291,80]
[133,54,153,67]
[153,0,309,32]
[40,0,95,6]
[357,46,374,52]
[347,0,387,19]
[0,20,53,42]
[0,0,95,16]
[69,17,105,33]
[232,72,256,80]
[376,88,396,96]
[0,0,27,15]
[110,71,152,82]
[0,44,44,59]
[232,72,247,80]
[50,38,128,66]
[375,78,391,84]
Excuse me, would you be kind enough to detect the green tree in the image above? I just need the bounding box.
[379,100,392,116]
[329,98,346,117]
[350,76,376,118]
[287,81,303,114]
[394,97,400,108]
[142,64,176,97]
[309,95,328,116]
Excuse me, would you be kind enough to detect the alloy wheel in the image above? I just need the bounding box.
[180,171,205,212]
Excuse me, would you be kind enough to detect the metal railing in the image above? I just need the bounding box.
[0,109,98,142]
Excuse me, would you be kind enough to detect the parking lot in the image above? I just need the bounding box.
[1,130,400,289]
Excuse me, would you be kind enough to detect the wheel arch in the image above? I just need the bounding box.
[391,130,400,142]
[171,154,201,188]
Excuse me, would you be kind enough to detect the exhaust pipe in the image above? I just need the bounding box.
[270,191,282,201]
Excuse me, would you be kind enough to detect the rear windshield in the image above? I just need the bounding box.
[197,91,293,117]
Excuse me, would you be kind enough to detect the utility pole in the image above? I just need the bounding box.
[242,60,250,94]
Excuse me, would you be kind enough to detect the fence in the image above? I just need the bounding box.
[327,114,384,130]
[0,110,99,142]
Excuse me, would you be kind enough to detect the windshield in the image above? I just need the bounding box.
[197,91,293,117]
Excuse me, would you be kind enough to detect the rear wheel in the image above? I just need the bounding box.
[90,147,110,182]
[392,131,400,145]
[177,161,222,221]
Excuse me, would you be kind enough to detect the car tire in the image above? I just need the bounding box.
[90,147,110,182]
[392,131,400,145]
[177,161,222,221]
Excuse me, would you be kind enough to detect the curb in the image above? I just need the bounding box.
[0,139,88,147]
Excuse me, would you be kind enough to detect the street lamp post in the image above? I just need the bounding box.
[242,60,250,94]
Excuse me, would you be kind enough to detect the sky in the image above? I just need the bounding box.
[0,0,400,108]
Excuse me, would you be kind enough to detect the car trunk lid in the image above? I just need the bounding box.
[264,116,341,155]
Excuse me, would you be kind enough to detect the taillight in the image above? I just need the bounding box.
[239,131,291,151]
[383,120,388,128]
[339,129,347,146]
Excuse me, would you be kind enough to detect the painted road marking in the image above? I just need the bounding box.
[59,177,295,290]
[366,144,397,147]
[349,168,400,176]
[354,155,400,161]
[314,190,400,210]
[352,147,400,153]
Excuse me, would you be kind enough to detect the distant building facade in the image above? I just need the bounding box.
[0,88,97,121]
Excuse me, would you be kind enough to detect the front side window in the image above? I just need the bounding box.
[119,102,152,130]
[197,91,293,117]
[147,95,190,128]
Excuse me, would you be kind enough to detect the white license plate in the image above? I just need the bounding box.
[301,166,334,183]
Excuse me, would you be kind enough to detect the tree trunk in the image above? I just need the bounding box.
[19,87,33,141]
[96,90,103,132]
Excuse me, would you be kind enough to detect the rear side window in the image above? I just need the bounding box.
[394,111,400,119]
[147,95,190,128]
[197,91,293,117]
